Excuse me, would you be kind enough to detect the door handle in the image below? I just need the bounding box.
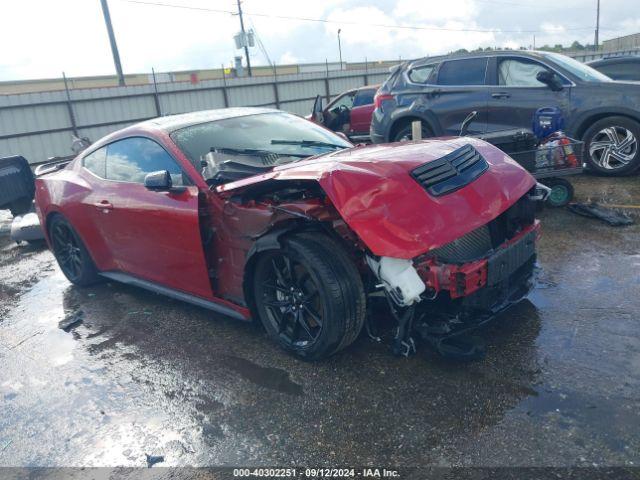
[94,200,113,212]
[491,92,511,99]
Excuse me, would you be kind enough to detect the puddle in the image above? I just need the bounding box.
[517,387,639,453]
[224,355,303,396]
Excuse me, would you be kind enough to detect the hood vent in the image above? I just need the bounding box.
[410,144,489,196]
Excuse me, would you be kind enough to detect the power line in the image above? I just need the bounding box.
[123,0,599,34]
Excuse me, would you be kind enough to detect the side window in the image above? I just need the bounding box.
[408,64,436,84]
[437,58,488,86]
[353,88,376,107]
[329,92,355,111]
[83,147,107,178]
[106,137,187,186]
[499,58,553,87]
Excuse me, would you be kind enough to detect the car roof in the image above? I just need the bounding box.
[133,107,281,133]
[408,49,557,66]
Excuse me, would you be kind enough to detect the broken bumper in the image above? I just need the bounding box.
[413,223,539,342]
[416,222,539,301]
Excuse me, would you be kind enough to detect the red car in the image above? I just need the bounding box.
[35,108,540,360]
[309,85,378,142]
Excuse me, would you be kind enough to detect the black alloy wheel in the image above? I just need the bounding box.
[252,233,366,360]
[258,253,324,348]
[49,215,100,286]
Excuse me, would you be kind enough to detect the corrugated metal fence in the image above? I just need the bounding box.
[0,67,390,164]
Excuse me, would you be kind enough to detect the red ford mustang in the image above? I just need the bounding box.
[35,108,541,360]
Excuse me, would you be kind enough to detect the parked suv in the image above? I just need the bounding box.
[371,51,640,175]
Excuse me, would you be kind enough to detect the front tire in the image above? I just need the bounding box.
[583,116,640,175]
[49,215,101,286]
[252,233,366,360]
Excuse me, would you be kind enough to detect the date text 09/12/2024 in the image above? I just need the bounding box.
[233,468,401,478]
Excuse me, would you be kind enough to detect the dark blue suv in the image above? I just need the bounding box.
[371,50,640,176]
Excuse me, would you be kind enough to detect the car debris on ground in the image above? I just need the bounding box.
[568,202,635,226]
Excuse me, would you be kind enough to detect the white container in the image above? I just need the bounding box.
[366,256,426,306]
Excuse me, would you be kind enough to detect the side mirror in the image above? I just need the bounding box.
[536,70,564,92]
[312,95,324,124]
[144,170,172,191]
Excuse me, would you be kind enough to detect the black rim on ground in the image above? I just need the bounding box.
[51,222,83,280]
[257,253,324,348]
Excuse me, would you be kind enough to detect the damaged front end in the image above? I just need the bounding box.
[217,137,542,359]
[366,192,540,358]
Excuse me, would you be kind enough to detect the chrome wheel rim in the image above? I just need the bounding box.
[589,126,638,170]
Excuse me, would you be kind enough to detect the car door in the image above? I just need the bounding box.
[416,57,490,136]
[485,55,572,133]
[323,90,356,132]
[94,136,213,299]
[349,87,376,137]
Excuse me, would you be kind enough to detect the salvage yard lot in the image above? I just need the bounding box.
[0,174,639,467]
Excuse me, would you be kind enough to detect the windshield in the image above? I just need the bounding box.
[171,111,351,172]
[541,52,612,82]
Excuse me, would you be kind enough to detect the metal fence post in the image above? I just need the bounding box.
[364,57,369,86]
[151,68,162,116]
[221,64,230,108]
[62,72,79,137]
[272,63,280,109]
[324,59,331,103]
[412,120,422,140]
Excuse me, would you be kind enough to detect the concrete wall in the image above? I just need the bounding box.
[0,67,390,164]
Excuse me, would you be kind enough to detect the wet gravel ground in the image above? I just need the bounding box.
[0,174,639,469]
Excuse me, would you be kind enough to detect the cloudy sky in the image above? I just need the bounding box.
[0,0,637,81]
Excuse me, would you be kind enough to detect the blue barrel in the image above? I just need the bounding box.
[532,107,564,140]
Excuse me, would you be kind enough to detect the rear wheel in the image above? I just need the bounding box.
[393,122,432,142]
[252,233,365,360]
[49,215,101,286]
[583,116,640,175]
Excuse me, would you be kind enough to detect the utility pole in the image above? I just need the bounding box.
[594,0,600,48]
[236,0,252,76]
[337,29,343,69]
[100,0,125,86]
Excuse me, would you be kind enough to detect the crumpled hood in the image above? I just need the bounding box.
[218,137,536,259]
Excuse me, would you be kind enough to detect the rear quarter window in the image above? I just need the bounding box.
[408,64,436,84]
[82,147,107,178]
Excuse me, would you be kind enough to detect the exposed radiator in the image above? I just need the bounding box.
[429,225,493,263]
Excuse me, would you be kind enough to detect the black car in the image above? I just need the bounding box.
[588,56,640,82]
[371,51,640,175]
